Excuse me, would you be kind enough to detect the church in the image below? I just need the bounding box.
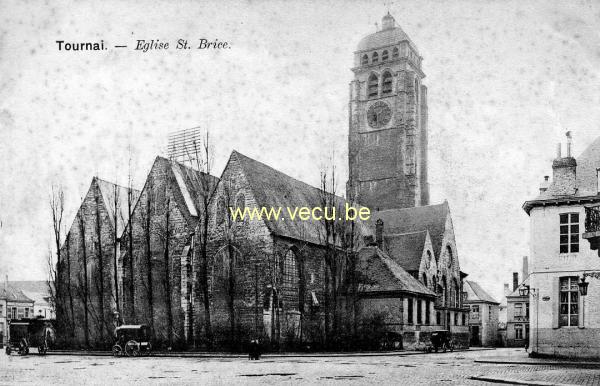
[190,12,469,350]
[55,12,470,351]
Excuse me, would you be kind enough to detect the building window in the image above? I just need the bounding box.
[425,300,430,324]
[462,313,466,325]
[235,193,245,222]
[24,308,29,318]
[0,305,3,317]
[17,308,24,319]
[382,72,393,95]
[559,276,579,327]
[282,249,300,310]
[471,305,480,313]
[10,307,16,319]
[417,300,422,324]
[216,197,226,226]
[515,303,523,317]
[515,324,523,339]
[454,312,458,325]
[361,54,368,65]
[526,302,529,318]
[381,50,389,61]
[422,273,427,288]
[446,246,453,267]
[560,213,579,253]
[392,47,399,59]
[407,297,413,324]
[372,52,379,64]
[367,74,378,98]
[436,311,441,325]
[488,305,492,320]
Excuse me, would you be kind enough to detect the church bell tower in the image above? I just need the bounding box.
[347,13,429,210]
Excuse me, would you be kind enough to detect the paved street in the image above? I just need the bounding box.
[1,348,599,385]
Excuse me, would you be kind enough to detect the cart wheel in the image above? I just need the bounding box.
[124,340,139,357]
[112,345,123,357]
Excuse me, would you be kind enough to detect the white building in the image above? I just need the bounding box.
[523,134,600,358]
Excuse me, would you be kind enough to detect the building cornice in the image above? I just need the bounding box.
[522,194,600,215]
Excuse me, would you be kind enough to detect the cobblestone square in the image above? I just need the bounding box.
[1,348,599,385]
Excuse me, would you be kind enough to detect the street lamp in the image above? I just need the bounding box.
[578,276,589,296]
[518,285,539,355]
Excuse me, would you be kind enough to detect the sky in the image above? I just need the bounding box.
[1,0,599,301]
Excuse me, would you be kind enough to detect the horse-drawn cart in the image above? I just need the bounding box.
[5,318,54,355]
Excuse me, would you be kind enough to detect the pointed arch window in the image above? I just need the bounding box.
[382,72,393,95]
[235,193,245,222]
[216,197,226,226]
[367,74,378,98]
[392,47,399,59]
[422,273,428,288]
[447,246,453,268]
[371,52,379,64]
[282,249,300,310]
[361,54,368,65]
[382,50,389,61]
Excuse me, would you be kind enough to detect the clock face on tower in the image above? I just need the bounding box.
[367,101,392,129]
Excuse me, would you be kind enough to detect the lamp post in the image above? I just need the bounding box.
[519,285,538,354]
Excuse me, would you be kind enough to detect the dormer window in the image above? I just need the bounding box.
[382,50,388,61]
[392,47,399,59]
[382,72,392,95]
[361,54,368,66]
[367,74,378,98]
[372,52,379,64]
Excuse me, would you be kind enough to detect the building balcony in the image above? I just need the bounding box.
[583,205,600,255]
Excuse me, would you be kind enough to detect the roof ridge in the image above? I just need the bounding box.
[95,176,141,194]
[384,230,428,237]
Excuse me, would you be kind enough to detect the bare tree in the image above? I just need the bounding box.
[49,185,65,337]
[187,132,216,347]
[94,192,107,344]
[78,207,90,347]
[111,184,121,317]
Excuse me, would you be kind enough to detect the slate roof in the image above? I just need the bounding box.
[142,157,218,228]
[8,281,51,305]
[95,178,141,236]
[233,151,347,245]
[356,246,435,296]
[0,285,34,303]
[464,281,499,304]
[367,202,449,260]
[383,230,429,272]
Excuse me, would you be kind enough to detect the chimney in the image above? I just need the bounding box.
[375,219,384,248]
[513,272,519,292]
[550,132,577,196]
[539,176,550,193]
[504,283,510,296]
[522,256,529,280]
